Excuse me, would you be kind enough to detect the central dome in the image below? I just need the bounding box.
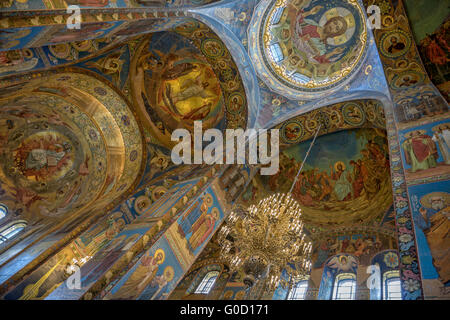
[250,0,368,98]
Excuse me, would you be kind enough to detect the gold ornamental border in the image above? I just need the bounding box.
[262,0,368,90]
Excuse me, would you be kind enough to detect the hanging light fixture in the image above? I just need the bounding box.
[218,124,322,295]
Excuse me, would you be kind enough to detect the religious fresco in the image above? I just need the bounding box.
[276,99,386,146]
[316,253,359,299]
[0,92,107,222]
[393,85,449,131]
[261,128,393,228]
[0,0,447,302]
[170,18,251,130]
[378,29,412,60]
[0,0,221,10]
[312,232,396,268]
[41,167,221,300]
[0,16,186,53]
[0,18,186,79]
[130,31,225,146]
[48,71,144,205]
[365,0,448,299]
[249,0,368,99]
[0,22,126,52]
[135,0,221,6]
[34,22,123,47]
[44,180,198,300]
[0,48,42,77]
[266,0,366,88]
[0,27,46,51]
[208,0,256,42]
[130,24,248,149]
[100,183,225,300]
[409,180,450,299]
[136,142,174,188]
[0,38,117,78]
[403,0,450,102]
[186,11,260,128]
[236,100,395,249]
[2,178,196,300]
[165,187,224,270]
[366,0,449,130]
[399,119,450,184]
[0,69,146,295]
[80,45,131,89]
[46,38,115,64]
[174,193,220,257]
[102,235,181,300]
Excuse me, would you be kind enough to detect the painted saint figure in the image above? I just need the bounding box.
[414,192,450,285]
[26,147,66,171]
[188,208,219,251]
[291,5,348,64]
[387,36,406,54]
[402,130,439,172]
[432,124,450,165]
[349,160,364,198]
[330,162,352,201]
[107,249,165,300]
[165,78,214,105]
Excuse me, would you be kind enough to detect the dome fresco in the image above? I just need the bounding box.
[262,127,393,228]
[130,26,248,149]
[0,95,105,220]
[250,0,368,98]
[0,0,448,302]
[131,32,226,146]
[0,72,143,223]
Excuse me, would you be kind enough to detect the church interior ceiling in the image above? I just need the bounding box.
[252,0,368,96]
[239,100,394,234]
[403,0,450,102]
[260,126,393,229]
[0,0,448,301]
[129,23,248,150]
[0,70,144,226]
[0,0,221,11]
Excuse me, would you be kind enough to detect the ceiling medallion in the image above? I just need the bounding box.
[253,0,368,97]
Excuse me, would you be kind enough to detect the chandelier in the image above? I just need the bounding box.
[218,124,322,295]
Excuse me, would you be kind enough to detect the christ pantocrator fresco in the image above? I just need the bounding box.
[264,0,366,90]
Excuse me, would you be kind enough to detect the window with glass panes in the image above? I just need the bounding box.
[195,271,219,294]
[383,270,402,300]
[287,280,308,300]
[332,274,356,300]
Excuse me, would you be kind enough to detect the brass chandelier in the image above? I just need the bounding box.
[218,124,322,294]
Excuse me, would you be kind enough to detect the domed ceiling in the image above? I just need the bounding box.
[0,71,143,223]
[130,22,248,149]
[262,127,392,228]
[249,0,368,99]
[239,100,392,232]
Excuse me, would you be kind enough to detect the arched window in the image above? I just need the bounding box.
[270,43,284,63]
[332,273,356,300]
[287,280,308,300]
[195,271,219,294]
[0,221,27,244]
[318,254,358,300]
[0,204,7,220]
[383,270,401,300]
[370,250,401,300]
[271,7,283,24]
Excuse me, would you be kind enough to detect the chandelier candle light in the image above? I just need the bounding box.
[218,124,322,297]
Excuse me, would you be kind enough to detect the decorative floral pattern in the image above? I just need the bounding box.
[384,251,399,268]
